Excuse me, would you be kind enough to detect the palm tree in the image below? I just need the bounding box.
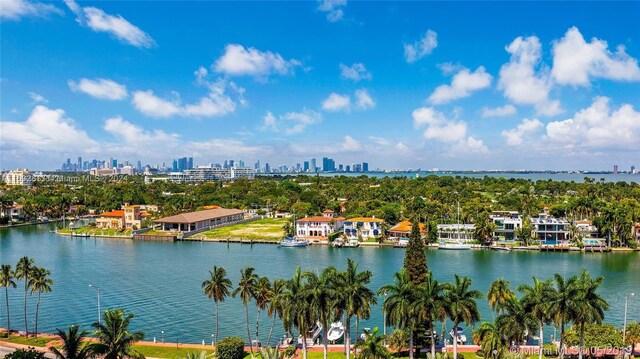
[487,279,515,315]
[355,327,390,359]
[28,267,53,338]
[473,322,506,359]
[92,309,144,359]
[412,271,446,359]
[254,276,272,345]
[549,273,578,359]
[518,277,554,359]
[304,267,338,359]
[378,270,418,359]
[495,298,537,350]
[267,279,286,347]
[15,256,35,337]
[284,267,316,359]
[202,266,232,345]
[0,264,17,333]
[568,271,608,359]
[338,259,376,359]
[232,267,258,356]
[444,274,483,359]
[50,325,95,359]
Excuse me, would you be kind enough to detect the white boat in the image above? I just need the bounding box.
[449,327,467,344]
[326,321,345,342]
[360,327,372,341]
[298,322,322,346]
[280,237,309,247]
[490,245,512,251]
[394,238,409,248]
[343,240,360,248]
[332,238,344,248]
[72,232,90,238]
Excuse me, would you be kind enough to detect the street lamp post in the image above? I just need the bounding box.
[161,331,164,344]
[383,293,387,346]
[88,284,101,326]
[623,292,635,343]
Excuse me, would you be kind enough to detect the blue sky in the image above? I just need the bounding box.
[1,0,639,171]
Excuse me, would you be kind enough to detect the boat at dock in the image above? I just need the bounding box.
[490,245,512,251]
[449,327,467,345]
[327,321,345,342]
[279,237,309,247]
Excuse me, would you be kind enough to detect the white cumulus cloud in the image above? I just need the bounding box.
[322,93,351,112]
[317,0,347,22]
[355,89,375,110]
[64,0,155,48]
[501,118,543,146]
[261,108,323,135]
[214,44,301,79]
[404,29,438,63]
[0,0,61,20]
[545,97,640,149]
[339,63,372,81]
[482,104,517,118]
[28,92,48,104]
[428,66,492,104]
[551,26,640,86]
[498,35,562,117]
[104,116,179,147]
[68,78,128,100]
[412,107,467,142]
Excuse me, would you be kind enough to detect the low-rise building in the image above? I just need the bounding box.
[575,219,598,238]
[437,223,476,243]
[344,217,384,240]
[490,211,522,241]
[2,169,33,186]
[531,208,569,244]
[389,221,427,240]
[95,205,147,230]
[153,208,244,232]
[0,203,23,221]
[295,210,345,240]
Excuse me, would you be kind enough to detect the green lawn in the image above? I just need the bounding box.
[194,218,287,241]
[58,226,132,236]
[132,345,216,359]
[2,335,52,347]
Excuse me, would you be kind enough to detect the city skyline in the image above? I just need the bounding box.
[1,1,640,171]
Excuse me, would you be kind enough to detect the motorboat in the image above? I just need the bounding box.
[394,238,409,248]
[332,238,344,248]
[280,237,309,247]
[343,239,360,248]
[326,321,345,342]
[490,245,512,251]
[298,322,322,346]
[72,232,90,238]
[438,241,471,250]
[360,327,372,341]
[449,327,467,345]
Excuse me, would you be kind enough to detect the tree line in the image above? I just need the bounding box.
[2,175,639,246]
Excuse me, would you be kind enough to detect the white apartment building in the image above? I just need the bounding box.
[2,169,33,186]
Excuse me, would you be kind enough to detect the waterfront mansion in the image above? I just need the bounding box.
[295,209,345,240]
[344,216,384,240]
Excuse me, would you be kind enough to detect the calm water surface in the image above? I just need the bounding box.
[1,223,639,344]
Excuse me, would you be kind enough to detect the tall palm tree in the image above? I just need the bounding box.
[50,325,95,359]
[549,273,577,359]
[518,277,554,359]
[412,272,446,359]
[0,264,17,333]
[495,298,537,349]
[254,276,272,345]
[487,279,516,316]
[444,275,483,359]
[28,267,53,338]
[378,270,418,359]
[473,322,506,359]
[267,278,286,347]
[202,266,232,345]
[355,327,390,359]
[284,267,316,359]
[568,271,609,359]
[92,309,144,359]
[15,256,35,337]
[232,267,258,356]
[304,267,338,359]
[338,259,376,359]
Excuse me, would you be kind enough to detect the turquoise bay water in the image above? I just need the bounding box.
[1,223,639,344]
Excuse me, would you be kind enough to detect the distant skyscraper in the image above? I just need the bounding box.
[188,157,194,170]
[310,158,317,172]
[112,158,117,169]
[265,163,271,173]
[255,160,261,171]
[303,161,310,172]
[338,164,343,171]
[172,159,178,171]
[77,156,82,170]
[613,164,619,174]
[345,165,351,172]
[632,165,636,174]
[362,162,369,172]
[137,160,142,172]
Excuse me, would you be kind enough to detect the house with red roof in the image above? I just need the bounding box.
[295,209,344,240]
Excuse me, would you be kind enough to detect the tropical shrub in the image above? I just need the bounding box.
[387,329,408,352]
[216,337,245,359]
[564,323,623,348]
[283,346,296,358]
[4,348,46,359]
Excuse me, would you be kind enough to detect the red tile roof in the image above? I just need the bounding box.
[100,210,125,218]
[390,221,427,234]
